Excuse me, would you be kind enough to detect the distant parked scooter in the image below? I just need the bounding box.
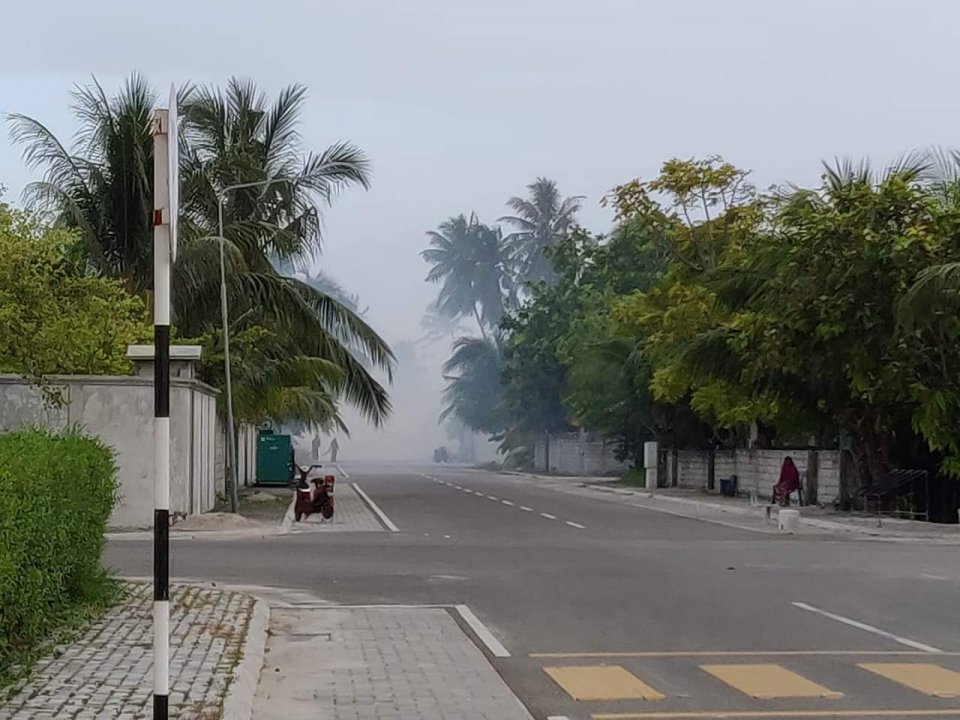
[293,463,335,522]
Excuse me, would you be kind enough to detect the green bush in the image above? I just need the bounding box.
[0,428,118,673]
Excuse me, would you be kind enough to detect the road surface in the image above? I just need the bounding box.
[107,464,960,720]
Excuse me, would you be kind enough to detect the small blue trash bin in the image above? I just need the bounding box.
[719,475,738,497]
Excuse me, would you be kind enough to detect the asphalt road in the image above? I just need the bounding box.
[107,464,960,720]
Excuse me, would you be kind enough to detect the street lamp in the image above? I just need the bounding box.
[217,178,292,512]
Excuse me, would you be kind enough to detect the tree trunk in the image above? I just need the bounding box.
[472,304,488,340]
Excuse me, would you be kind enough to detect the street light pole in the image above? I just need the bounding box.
[217,178,291,513]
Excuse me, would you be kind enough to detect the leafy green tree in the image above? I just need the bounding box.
[499,237,588,438]
[619,155,960,485]
[501,177,583,285]
[421,213,512,338]
[607,157,769,433]
[555,220,710,462]
[0,203,149,387]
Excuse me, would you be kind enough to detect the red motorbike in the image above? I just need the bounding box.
[293,464,335,522]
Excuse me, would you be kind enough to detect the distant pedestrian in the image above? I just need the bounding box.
[311,435,321,461]
[326,437,339,463]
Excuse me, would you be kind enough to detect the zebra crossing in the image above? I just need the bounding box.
[534,650,960,719]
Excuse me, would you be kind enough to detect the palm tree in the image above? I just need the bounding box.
[179,78,393,425]
[421,213,511,338]
[8,74,394,428]
[500,177,584,286]
[7,74,162,291]
[419,300,467,346]
[440,335,504,435]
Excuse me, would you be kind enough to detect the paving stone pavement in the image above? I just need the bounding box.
[0,583,255,720]
[286,483,385,533]
[253,607,533,720]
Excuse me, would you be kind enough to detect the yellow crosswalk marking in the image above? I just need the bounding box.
[700,663,843,699]
[544,665,666,701]
[860,663,960,697]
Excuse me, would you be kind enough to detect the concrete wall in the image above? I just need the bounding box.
[0,374,219,528]
[534,432,631,476]
[668,448,842,503]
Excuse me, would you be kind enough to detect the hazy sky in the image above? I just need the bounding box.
[3,0,958,350]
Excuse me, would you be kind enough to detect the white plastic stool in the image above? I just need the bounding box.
[778,508,801,533]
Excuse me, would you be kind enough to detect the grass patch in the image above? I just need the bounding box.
[621,468,646,486]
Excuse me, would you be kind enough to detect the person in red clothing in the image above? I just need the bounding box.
[773,456,800,506]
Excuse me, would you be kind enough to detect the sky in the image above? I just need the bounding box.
[3,0,959,458]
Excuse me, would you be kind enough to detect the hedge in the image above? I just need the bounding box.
[0,428,117,672]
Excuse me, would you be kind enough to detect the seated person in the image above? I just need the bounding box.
[773,456,800,506]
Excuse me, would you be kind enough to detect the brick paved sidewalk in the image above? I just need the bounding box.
[0,583,255,720]
[254,607,532,720]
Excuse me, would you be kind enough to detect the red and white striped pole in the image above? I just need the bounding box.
[151,100,173,720]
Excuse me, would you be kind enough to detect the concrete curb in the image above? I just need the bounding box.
[221,598,270,720]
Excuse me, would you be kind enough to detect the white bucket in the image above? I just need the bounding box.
[779,508,801,533]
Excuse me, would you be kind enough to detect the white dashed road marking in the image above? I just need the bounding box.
[431,479,586,530]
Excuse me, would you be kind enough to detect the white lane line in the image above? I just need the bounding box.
[501,500,515,506]
[455,485,463,490]
[487,495,499,501]
[520,506,533,512]
[454,605,511,658]
[566,521,585,529]
[351,482,400,533]
[540,512,557,520]
[547,716,572,720]
[792,602,942,653]
[336,464,350,479]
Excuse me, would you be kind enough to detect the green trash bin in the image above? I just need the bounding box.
[257,432,293,487]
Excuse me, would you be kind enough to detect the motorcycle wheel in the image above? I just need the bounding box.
[321,502,334,520]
